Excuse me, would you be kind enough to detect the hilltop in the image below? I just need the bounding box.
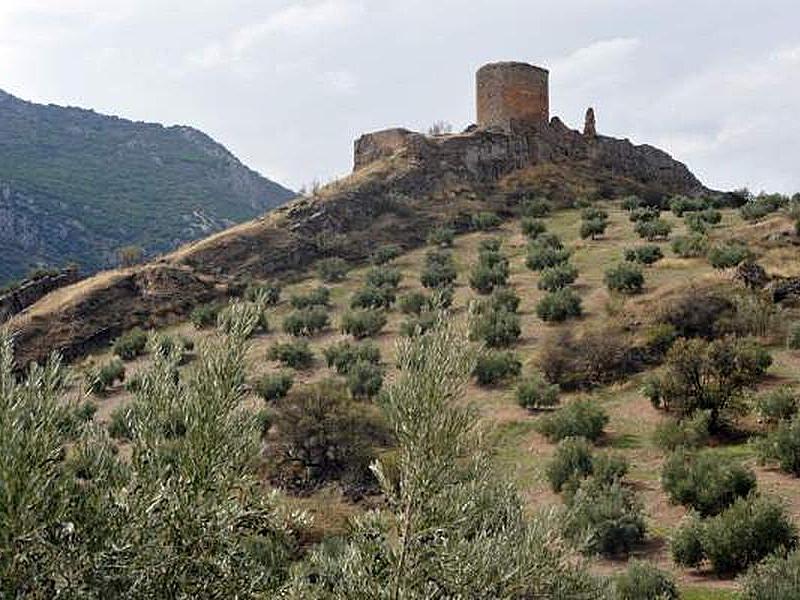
[0,89,294,284]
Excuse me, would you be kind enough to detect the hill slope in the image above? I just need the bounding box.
[0,89,295,283]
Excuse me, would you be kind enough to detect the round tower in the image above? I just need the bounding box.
[476,61,549,132]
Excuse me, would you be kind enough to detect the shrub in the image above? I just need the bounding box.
[428,285,455,309]
[535,232,565,249]
[546,437,593,493]
[323,340,381,375]
[526,244,571,271]
[661,449,757,516]
[365,267,402,290]
[741,200,779,221]
[647,336,772,432]
[756,416,800,475]
[628,207,660,222]
[340,310,387,339]
[113,327,148,360]
[536,289,583,322]
[399,312,438,337]
[624,245,663,266]
[316,257,349,282]
[473,351,521,386]
[469,261,509,295]
[244,282,281,305]
[398,291,428,315]
[217,300,269,338]
[254,371,294,402]
[372,244,401,265]
[670,195,708,216]
[635,219,672,241]
[521,197,551,218]
[535,399,608,442]
[488,286,520,313]
[350,285,396,310]
[672,494,798,575]
[620,195,643,211]
[470,309,520,348]
[521,217,546,239]
[613,560,678,600]
[282,307,330,336]
[516,374,560,410]
[267,340,314,370]
[581,207,609,223]
[562,478,646,556]
[788,323,800,350]
[264,380,392,495]
[651,411,711,451]
[671,233,709,258]
[740,549,800,600]
[346,361,384,399]
[427,226,455,247]
[605,263,645,295]
[84,359,126,395]
[756,387,798,425]
[685,214,708,235]
[290,286,331,309]
[108,406,133,440]
[472,211,501,231]
[478,237,502,253]
[708,242,753,269]
[660,287,734,339]
[421,250,457,288]
[580,219,608,240]
[190,302,222,329]
[700,207,722,224]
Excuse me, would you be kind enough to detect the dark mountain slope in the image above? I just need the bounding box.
[0,89,294,283]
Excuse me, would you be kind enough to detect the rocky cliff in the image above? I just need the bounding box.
[6,117,711,367]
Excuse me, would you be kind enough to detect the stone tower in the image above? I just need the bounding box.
[476,61,549,132]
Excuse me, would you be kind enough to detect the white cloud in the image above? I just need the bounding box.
[320,69,357,94]
[550,37,641,83]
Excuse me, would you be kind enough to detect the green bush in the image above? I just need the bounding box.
[398,291,428,315]
[428,285,454,309]
[469,261,508,294]
[217,300,269,338]
[740,549,800,600]
[371,244,402,265]
[266,340,315,370]
[516,374,560,410]
[756,416,800,475]
[84,359,126,395]
[340,310,388,339]
[521,197,551,218]
[537,263,579,291]
[620,195,643,211]
[472,211,501,231]
[350,285,396,310]
[580,218,608,240]
[244,282,281,305]
[535,399,608,442]
[488,286,521,313]
[756,387,798,425]
[671,233,709,258]
[613,560,678,600]
[254,371,294,402]
[546,437,594,493]
[190,302,223,329]
[365,267,402,290]
[112,327,148,360]
[427,226,455,247]
[473,351,522,386]
[661,449,757,516]
[708,242,753,269]
[399,312,438,337]
[421,250,457,288]
[787,323,800,350]
[108,406,133,441]
[624,245,663,266]
[670,195,708,216]
[521,217,546,239]
[741,200,779,221]
[282,307,330,336]
[685,214,708,235]
[628,207,660,222]
[316,257,349,282]
[323,340,381,375]
[581,207,609,223]
[651,411,711,451]
[605,263,645,295]
[526,243,571,271]
[536,289,583,322]
[562,478,646,556]
[290,286,331,309]
[635,219,672,241]
[672,494,798,575]
[346,360,384,399]
[478,237,502,253]
[470,309,521,348]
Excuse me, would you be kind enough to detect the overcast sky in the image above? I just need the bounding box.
[1,0,798,194]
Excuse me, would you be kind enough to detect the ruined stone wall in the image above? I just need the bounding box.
[0,267,80,324]
[476,62,549,131]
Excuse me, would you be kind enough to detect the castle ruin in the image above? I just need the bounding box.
[476,61,549,132]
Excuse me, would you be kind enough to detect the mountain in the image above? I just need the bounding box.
[0,89,295,284]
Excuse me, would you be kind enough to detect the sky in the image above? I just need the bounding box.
[1,0,798,194]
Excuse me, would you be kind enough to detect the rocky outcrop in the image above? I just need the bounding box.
[0,267,81,324]
[584,108,597,138]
